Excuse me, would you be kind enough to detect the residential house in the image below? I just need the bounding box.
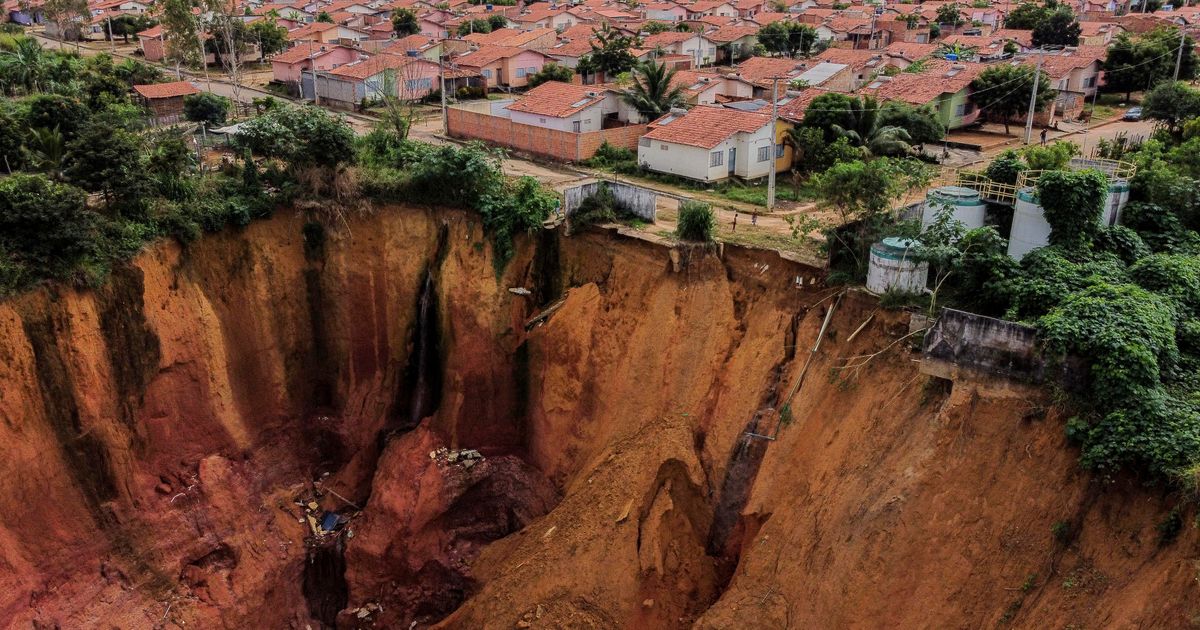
[732,56,807,98]
[791,61,855,92]
[1036,46,1107,120]
[544,37,597,69]
[288,21,371,44]
[859,59,985,130]
[638,105,785,182]
[642,2,687,22]
[134,81,200,125]
[706,25,759,64]
[882,40,937,66]
[455,45,549,89]
[5,0,44,25]
[735,0,767,19]
[814,47,896,90]
[504,80,638,131]
[464,27,559,50]
[1079,21,1126,46]
[684,1,739,19]
[510,6,576,31]
[383,34,443,60]
[642,31,718,66]
[419,16,451,38]
[271,42,360,94]
[137,24,165,62]
[308,53,442,108]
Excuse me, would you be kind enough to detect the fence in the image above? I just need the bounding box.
[446,106,646,162]
[921,308,1043,381]
[563,180,658,223]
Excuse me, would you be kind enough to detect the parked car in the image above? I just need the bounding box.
[1123,106,1143,121]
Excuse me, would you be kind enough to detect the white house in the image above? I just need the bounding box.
[504,81,638,131]
[638,105,783,182]
[642,31,718,66]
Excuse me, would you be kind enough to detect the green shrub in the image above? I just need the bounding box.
[676,200,715,242]
[572,182,618,226]
[0,174,96,279]
[183,93,231,127]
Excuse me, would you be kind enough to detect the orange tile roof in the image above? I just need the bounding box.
[272,42,352,64]
[767,87,829,123]
[883,40,936,59]
[456,44,541,67]
[327,52,416,79]
[643,105,770,148]
[733,56,802,84]
[133,81,201,99]
[705,24,760,42]
[506,81,609,117]
[137,24,163,38]
[861,59,984,105]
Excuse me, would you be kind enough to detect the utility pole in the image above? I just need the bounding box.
[1174,25,1188,81]
[766,76,781,211]
[107,15,115,52]
[1024,48,1046,145]
[440,52,448,134]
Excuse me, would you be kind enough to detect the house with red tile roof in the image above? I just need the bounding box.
[706,24,760,63]
[1031,46,1108,119]
[137,24,165,62]
[382,34,443,60]
[503,80,638,130]
[309,53,444,108]
[455,45,549,89]
[133,81,200,125]
[464,26,559,50]
[638,105,784,182]
[643,31,718,66]
[859,59,985,129]
[642,2,688,22]
[270,42,360,88]
[287,21,370,44]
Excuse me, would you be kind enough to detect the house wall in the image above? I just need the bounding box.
[732,125,777,179]
[937,89,978,130]
[272,48,359,83]
[140,36,165,62]
[646,7,686,21]
[638,139,716,181]
[500,51,547,87]
[447,106,647,161]
[310,73,364,108]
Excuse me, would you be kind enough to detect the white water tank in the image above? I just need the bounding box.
[1102,180,1131,226]
[1007,187,1051,261]
[867,237,928,295]
[921,185,986,230]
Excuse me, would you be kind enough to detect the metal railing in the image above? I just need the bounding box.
[954,171,1019,205]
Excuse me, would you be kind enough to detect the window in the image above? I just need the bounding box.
[1085,76,1097,88]
[710,150,723,167]
[954,103,966,117]
[757,146,770,162]
[660,143,669,150]
[538,117,546,123]
[482,69,492,78]
[776,143,785,158]
[572,120,581,132]
[404,77,433,92]
[516,68,527,78]
[526,67,537,75]
[639,137,651,147]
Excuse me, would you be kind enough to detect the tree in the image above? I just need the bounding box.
[876,101,946,146]
[249,19,289,57]
[1005,1,1050,29]
[970,63,1054,134]
[1036,168,1109,249]
[801,92,857,138]
[203,0,250,102]
[526,63,574,88]
[235,104,355,169]
[64,120,145,207]
[457,19,492,36]
[0,108,21,172]
[1031,8,1081,47]
[316,11,334,23]
[488,14,508,30]
[43,0,89,47]
[22,126,67,177]
[758,21,817,58]
[391,8,420,36]
[0,36,46,94]
[108,14,155,43]
[643,21,671,34]
[936,3,964,27]
[935,42,978,61]
[1104,28,1196,100]
[985,149,1026,184]
[1143,81,1200,135]
[113,58,162,85]
[618,59,686,121]
[159,0,201,79]
[829,96,915,157]
[0,174,95,276]
[184,92,231,126]
[1021,140,1077,170]
[26,93,90,140]
[580,25,636,78]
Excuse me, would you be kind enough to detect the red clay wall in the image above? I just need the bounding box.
[447,108,646,162]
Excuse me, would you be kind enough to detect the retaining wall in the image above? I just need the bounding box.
[447,107,646,162]
[921,308,1043,381]
[563,180,658,223]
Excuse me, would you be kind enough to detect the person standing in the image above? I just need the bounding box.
[732,212,738,232]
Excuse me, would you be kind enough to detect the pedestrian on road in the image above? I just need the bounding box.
[732,212,738,232]
[1040,128,1048,145]
[751,213,757,226]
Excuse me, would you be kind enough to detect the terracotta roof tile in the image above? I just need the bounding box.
[643,105,770,148]
[272,42,353,63]
[506,81,609,117]
[133,81,201,98]
[456,44,544,67]
[860,59,984,105]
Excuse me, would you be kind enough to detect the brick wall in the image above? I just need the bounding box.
[447,107,646,162]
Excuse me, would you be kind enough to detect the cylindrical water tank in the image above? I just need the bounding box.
[867,237,928,295]
[1102,180,1131,226]
[1007,187,1050,261]
[921,185,986,231]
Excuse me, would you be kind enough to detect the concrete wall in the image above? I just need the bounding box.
[447,106,647,161]
[563,180,658,222]
[921,308,1043,381]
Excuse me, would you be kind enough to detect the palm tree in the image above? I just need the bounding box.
[934,42,979,61]
[0,37,47,94]
[619,60,687,121]
[24,126,67,178]
[832,97,914,157]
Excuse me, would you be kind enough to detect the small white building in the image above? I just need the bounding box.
[504,81,638,132]
[637,105,784,182]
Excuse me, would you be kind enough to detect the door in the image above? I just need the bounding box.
[728,147,736,174]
